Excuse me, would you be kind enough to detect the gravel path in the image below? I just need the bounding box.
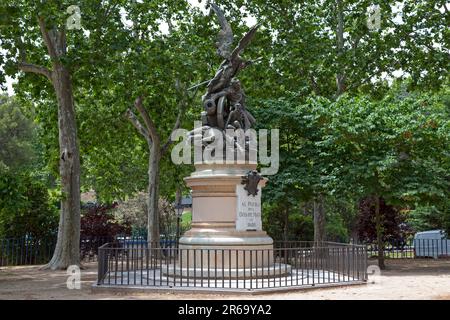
[0,259,448,300]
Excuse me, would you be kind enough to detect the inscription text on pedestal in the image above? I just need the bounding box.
[236,185,262,231]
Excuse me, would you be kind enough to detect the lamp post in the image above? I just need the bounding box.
[175,202,183,248]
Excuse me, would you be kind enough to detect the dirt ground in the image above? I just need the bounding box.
[0,259,449,300]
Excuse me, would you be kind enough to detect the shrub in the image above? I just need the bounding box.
[80,202,131,238]
[0,166,58,238]
[357,197,413,243]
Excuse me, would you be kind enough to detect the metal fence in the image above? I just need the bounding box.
[0,237,55,266]
[365,238,450,259]
[0,235,178,267]
[3,235,448,268]
[96,242,367,291]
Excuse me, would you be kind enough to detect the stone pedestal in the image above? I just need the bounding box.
[178,162,274,270]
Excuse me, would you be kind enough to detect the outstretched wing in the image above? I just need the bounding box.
[230,24,260,61]
[210,3,233,59]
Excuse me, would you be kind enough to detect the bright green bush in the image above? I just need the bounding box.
[0,166,59,238]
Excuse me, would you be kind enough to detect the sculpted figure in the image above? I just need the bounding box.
[201,3,259,130]
[188,2,260,152]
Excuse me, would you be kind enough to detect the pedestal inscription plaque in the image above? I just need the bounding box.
[236,184,262,231]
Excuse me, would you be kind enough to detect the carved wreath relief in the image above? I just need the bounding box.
[241,170,262,197]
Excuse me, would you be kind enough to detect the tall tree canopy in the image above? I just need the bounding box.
[0,1,448,270]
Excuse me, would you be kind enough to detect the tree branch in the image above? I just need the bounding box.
[17,35,53,81]
[125,108,150,139]
[18,62,52,80]
[38,16,58,59]
[161,102,185,155]
[352,34,361,57]
[56,27,67,56]
[161,82,200,154]
[134,96,160,143]
[309,73,320,96]
[167,18,174,34]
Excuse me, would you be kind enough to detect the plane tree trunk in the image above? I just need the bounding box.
[19,17,81,270]
[147,142,161,247]
[313,194,326,245]
[126,88,191,249]
[46,64,81,270]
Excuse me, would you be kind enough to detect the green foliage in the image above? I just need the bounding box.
[181,211,192,233]
[223,0,449,99]
[0,1,448,244]
[254,94,332,204]
[0,166,59,238]
[325,197,358,242]
[73,1,213,202]
[325,213,349,243]
[323,90,450,207]
[0,1,212,204]
[0,95,58,239]
[408,203,450,235]
[0,95,36,170]
[262,202,314,241]
[256,86,449,241]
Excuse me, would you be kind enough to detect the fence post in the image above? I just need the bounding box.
[97,244,107,285]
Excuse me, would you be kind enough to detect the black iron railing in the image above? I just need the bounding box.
[365,238,450,259]
[96,242,368,291]
[2,236,448,267]
[0,235,177,267]
[0,237,55,266]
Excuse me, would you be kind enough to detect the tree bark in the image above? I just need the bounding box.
[126,101,162,249]
[374,194,385,269]
[175,188,182,207]
[126,97,160,248]
[45,65,81,270]
[313,194,326,245]
[126,84,193,250]
[19,18,81,270]
[283,207,289,242]
[147,142,161,248]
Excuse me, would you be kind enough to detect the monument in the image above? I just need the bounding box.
[93,3,368,292]
[174,3,284,277]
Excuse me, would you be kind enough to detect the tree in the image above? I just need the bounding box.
[241,0,448,246]
[253,94,335,242]
[0,4,81,269]
[112,193,148,235]
[0,95,60,240]
[357,196,411,245]
[1,2,212,251]
[125,91,194,246]
[322,90,449,268]
[0,1,129,269]
[113,1,209,246]
[408,203,450,235]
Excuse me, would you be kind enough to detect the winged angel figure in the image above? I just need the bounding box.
[201,3,259,132]
[188,2,260,157]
